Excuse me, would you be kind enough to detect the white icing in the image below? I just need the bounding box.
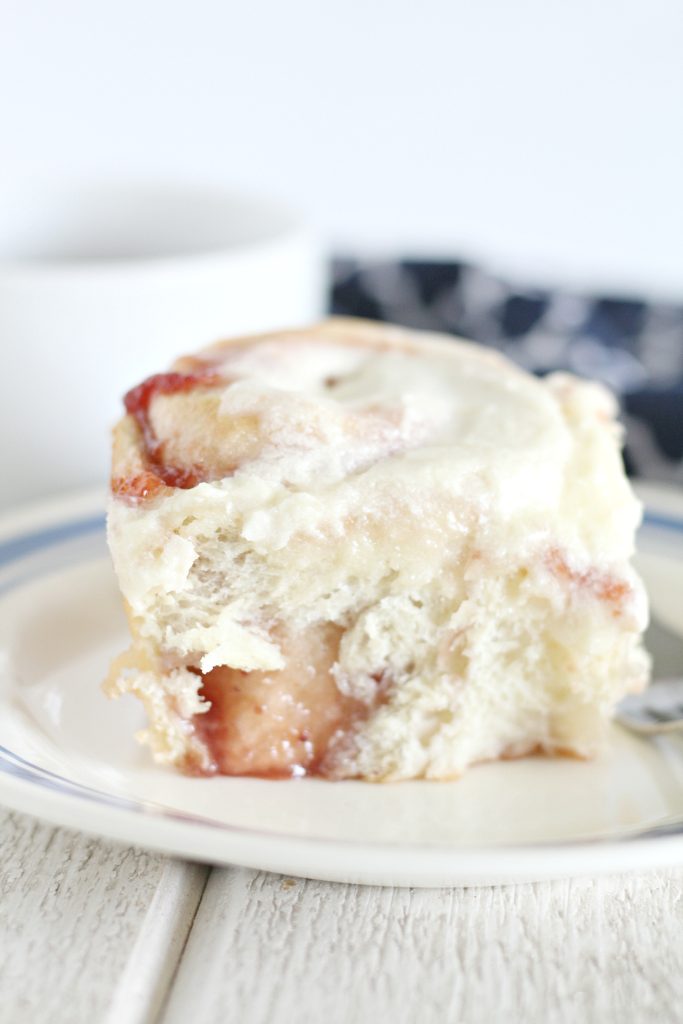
[210,339,571,510]
[109,326,645,677]
[192,335,636,560]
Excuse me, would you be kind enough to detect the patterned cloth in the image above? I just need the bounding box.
[331,258,683,484]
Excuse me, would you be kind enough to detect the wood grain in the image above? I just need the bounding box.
[162,866,683,1024]
[0,811,208,1024]
[3,806,683,1024]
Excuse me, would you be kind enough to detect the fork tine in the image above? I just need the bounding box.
[648,708,674,723]
[617,677,683,735]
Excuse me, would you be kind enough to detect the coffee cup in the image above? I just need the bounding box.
[0,182,323,508]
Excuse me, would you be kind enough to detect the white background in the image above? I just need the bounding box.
[1,0,682,297]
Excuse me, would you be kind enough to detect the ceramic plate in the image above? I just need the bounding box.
[0,484,682,887]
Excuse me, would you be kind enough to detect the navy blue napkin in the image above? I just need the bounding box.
[331,258,683,485]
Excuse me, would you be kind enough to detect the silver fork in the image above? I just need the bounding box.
[615,617,683,735]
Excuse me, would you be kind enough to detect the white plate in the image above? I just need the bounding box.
[0,484,682,887]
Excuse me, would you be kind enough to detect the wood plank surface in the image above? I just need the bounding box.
[162,865,683,1024]
[0,811,208,1024]
[3,806,683,1024]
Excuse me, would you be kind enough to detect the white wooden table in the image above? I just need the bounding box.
[1,808,682,1024]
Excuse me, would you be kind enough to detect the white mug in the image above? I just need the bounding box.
[0,182,324,509]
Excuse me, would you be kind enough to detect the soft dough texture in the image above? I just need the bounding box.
[105,318,649,780]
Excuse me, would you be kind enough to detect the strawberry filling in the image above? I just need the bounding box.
[113,371,225,500]
[191,624,381,778]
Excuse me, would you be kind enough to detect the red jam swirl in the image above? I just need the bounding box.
[190,660,392,779]
[113,371,224,500]
[546,548,630,613]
